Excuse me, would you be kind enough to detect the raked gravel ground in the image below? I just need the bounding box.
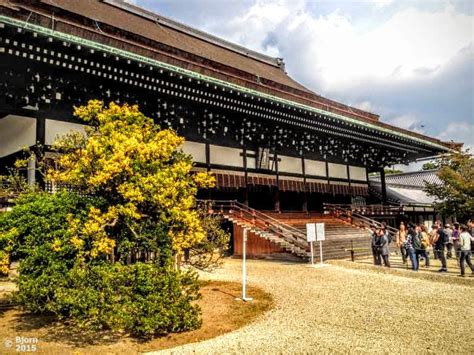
[148,258,473,355]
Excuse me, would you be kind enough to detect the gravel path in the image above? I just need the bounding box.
[149,259,473,354]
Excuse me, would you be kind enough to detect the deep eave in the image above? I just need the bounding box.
[0,1,455,153]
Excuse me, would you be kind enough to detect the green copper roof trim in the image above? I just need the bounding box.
[0,15,449,151]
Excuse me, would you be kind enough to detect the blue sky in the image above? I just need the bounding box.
[128,0,473,158]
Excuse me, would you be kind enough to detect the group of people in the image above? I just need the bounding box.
[369,219,474,277]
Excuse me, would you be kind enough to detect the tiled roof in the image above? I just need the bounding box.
[369,170,441,206]
[370,170,441,188]
[0,0,457,149]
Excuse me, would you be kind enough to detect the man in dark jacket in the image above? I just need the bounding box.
[370,226,380,265]
[377,228,390,267]
[432,225,448,272]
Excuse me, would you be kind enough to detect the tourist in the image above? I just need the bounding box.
[429,224,439,260]
[377,227,390,267]
[445,224,454,259]
[468,220,474,251]
[432,225,448,272]
[370,225,379,265]
[416,225,430,268]
[405,224,418,271]
[458,225,474,277]
[452,222,461,262]
[396,222,407,264]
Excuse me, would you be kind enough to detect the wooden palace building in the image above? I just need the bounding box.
[0,1,456,257]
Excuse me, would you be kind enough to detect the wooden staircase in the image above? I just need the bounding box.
[264,212,372,260]
[200,201,372,261]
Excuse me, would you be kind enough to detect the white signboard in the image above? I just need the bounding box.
[316,223,325,241]
[306,223,316,242]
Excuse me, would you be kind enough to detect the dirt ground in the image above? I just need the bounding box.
[0,280,273,355]
[148,258,473,354]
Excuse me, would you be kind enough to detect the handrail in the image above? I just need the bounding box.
[324,204,398,240]
[231,200,307,237]
[323,203,402,215]
[197,199,309,250]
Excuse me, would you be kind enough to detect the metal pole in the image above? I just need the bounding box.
[310,241,314,265]
[241,228,252,301]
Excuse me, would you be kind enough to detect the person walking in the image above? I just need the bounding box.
[430,224,439,260]
[452,223,461,263]
[396,222,408,264]
[369,225,379,266]
[417,225,430,268]
[445,224,454,259]
[378,227,390,267]
[458,225,474,277]
[405,224,418,271]
[432,225,448,272]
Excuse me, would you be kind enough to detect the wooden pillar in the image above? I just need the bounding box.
[380,168,387,205]
[302,192,308,213]
[273,187,280,212]
[242,187,249,206]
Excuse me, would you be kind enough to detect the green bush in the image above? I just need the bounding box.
[50,262,200,338]
[15,262,201,338]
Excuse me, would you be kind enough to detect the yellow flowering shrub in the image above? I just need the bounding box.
[0,227,17,276]
[48,100,214,258]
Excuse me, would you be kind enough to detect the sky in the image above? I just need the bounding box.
[126,0,473,169]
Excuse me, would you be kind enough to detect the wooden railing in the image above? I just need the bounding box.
[197,199,309,251]
[324,203,402,216]
[324,203,398,241]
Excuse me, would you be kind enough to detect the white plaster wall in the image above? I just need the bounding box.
[0,115,36,157]
[45,119,87,145]
[305,159,326,176]
[328,163,348,179]
[349,166,367,181]
[246,150,256,169]
[278,155,302,174]
[210,145,243,167]
[182,141,206,163]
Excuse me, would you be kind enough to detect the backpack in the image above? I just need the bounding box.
[439,229,449,244]
[413,233,422,250]
[420,232,430,249]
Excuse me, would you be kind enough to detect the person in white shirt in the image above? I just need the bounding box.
[458,225,474,277]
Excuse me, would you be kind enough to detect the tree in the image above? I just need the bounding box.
[0,100,217,337]
[422,162,438,170]
[384,169,403,175]
[48,100,215,263]
[424,150,473,221]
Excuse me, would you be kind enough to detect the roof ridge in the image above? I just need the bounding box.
[369,169,439,179]
[101,0,285,69]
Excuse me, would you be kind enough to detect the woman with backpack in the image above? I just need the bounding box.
[415,225,430,268]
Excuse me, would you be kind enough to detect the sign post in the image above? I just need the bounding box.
[316,222,325,266]
[240,228,253,302]
[306,223,316,266]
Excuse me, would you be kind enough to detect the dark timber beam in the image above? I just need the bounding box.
[380,168,387,205]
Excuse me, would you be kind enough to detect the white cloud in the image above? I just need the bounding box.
[385,114,426,134]
[436,121,474,151]
[353,100,375,112]
[203,1,472,93]
[372,0,395,9]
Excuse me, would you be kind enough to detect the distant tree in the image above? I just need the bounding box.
[422,162,438,170]
[384,169,403,175]
[424,150,473,221]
